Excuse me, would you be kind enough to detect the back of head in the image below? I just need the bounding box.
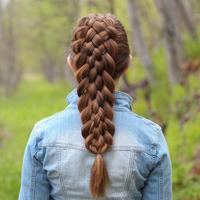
[69,13,130,198]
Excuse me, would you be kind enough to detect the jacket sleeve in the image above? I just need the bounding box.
[18,124,50,200]
[142,126,173,200]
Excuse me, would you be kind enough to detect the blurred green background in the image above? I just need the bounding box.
[0,0,200,199]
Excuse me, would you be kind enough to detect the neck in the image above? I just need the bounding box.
[114,78,119,85]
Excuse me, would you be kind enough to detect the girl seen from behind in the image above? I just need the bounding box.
[19,13,172,200]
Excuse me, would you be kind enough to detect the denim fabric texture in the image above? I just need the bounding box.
[18,87,172,200]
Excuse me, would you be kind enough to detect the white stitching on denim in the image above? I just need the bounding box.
[38,143,149,153]
[121,150,134,199]
[59,148,67,195]
[31,158,36,200]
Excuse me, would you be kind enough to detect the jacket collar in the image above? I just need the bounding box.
[66,87,133,110]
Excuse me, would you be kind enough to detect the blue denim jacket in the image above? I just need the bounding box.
[18,88,172,200]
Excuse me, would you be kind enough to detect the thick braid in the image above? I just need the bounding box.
[69,13,130,198]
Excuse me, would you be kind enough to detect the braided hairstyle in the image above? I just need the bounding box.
[69,13,130,198]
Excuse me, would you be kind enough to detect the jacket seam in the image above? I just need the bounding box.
[33,125,41,200]
[38,143,152,155]
[155,126,163,200]
[59,148,66,194]
[31,125,43,164]
[121,150,134,200]
[156,161,162,200]
[31,158,36,200]
[30,124,43,200]
[154,125,160,160]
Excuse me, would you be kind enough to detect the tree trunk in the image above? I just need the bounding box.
[174,0,196,39]
[0,1,3,85]
[128,0,155,85]
[108,0,115,14]
[155,0,184,84]
[167,0,185,61]
[1,0,23,96]
[64,0,80,87]
[0,2,2,39]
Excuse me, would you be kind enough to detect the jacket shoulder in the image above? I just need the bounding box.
[120,111,163,154]
[128,111,162,132]
[33,108,70,143]
[34,109,67,128]
[33,106,82,145]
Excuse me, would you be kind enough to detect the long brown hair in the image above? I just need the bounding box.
[69,13,130,198]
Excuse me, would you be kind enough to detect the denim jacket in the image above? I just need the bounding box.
[18,88,172,200]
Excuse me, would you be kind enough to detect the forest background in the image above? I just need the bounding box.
[0,0,200,199]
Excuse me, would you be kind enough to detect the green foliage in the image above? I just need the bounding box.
[132,42,200,200]
[1,0,200,199]
[0,77,69,200]
[1,75,200,200]
[184,26,200,59]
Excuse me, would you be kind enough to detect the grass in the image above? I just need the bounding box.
[0,72,200,199]
[1,0,200,199]
[0,76,70,200]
